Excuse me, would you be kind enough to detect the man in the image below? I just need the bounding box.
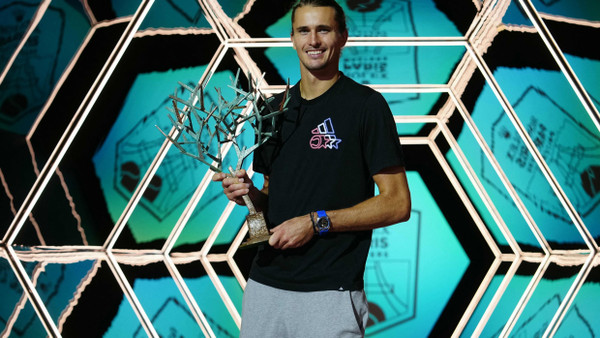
[213,0,411,336]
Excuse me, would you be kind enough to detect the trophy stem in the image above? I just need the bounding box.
[236,181,270,249]
[241,194,256,214]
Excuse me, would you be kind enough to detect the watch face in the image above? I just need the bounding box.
[317,218,330,229]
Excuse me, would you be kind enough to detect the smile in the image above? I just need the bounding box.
[307,50,324,55]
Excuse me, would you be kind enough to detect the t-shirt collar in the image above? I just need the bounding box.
[291,72,346,107]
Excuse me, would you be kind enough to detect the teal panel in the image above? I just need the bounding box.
[462,269,505,337]
[0,0,90,134]
[504,0,600,25]
[366,171,469,337]
[265,0,463,38]
[454,93,542,249]
[104,275,209,337]
[479,271,534,337]
[555,265,600,337]
[511,265,583,336]
[533,0,600,22]
[0,257,24,333]
[92,66,210,245]
[493,67,599,244]
[139,0,211,30]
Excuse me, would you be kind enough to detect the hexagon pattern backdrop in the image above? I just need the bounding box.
[0,0,599,337]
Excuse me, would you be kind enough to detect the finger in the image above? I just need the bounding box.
[281,241,294,250]
[223,177,246,190]
[212,172,226,182]
[227,183,250,196]
[268,235,276,247]
[236,169,247,178]
[268,232,281,248]
[227,190,248,204]
[228,176,246,187]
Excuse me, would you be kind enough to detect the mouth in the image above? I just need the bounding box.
[307,50,324,56]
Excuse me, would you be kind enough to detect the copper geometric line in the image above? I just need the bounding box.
[163,255,215,337]
[447,90,540,254]
[3,246,61,337]
[0,0,51,86]
[500,254,551,337]
[471,256,523,337]
[518,0,600,133]
[105,251,158,337]
[465,43,595,251]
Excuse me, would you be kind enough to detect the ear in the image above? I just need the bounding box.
[291,32,297,50]
[341,30,348,48]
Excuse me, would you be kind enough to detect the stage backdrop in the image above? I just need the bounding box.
[0,0,599,337]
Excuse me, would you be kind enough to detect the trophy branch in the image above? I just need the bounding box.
[157,70,290,248]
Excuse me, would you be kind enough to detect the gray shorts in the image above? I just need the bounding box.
[240,279,369,338]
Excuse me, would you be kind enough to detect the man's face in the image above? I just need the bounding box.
[291,6,348,76]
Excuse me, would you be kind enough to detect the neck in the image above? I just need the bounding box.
[299,70,341,100]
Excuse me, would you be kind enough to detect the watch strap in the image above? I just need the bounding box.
[315,210,330,235]
[309,211,318,234]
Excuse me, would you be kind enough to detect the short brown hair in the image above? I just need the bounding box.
[291,0,348,34]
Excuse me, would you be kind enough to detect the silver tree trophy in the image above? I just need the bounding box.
[157,70,289,248]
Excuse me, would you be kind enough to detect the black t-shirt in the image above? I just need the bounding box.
[251,73,404,291]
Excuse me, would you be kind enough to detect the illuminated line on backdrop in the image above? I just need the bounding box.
[105,251,159,337]
[448,90,535,255]
[544,253,597,337]
[225,36,468,48]
[1,0,597,336]
[134,27,214,37]
[199,198,243,328]
[0,0,51,87]
[6,1,165,337]
[465,43,593,253]
[3,247,60,337]
[465,0,495,40]
[55,168,87,245]
[199,0,228,42]
[57,261,102,332]
[539,13,600,28]
[471,257,523,337]
[436,120,505,257]
[519,0,600,134]
[164,255,215,337]
[0,260,47,337]
[5,0,154,246]
[0,169,17,218]
[26,17,132,140]
[452,257,503,337]
[500,255,551,337]
[104,42,227,251]
[427,134,497,256]
[159,44,242,255]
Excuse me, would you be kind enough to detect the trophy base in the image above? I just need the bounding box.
[239,211,271,249]
[239,233,271,249]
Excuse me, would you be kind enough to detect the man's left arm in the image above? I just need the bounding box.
[328,165,411,231]
[268,165,411,249]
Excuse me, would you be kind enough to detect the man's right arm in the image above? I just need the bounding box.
[212,170,269,212]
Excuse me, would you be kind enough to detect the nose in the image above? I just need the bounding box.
[308,31,320,46]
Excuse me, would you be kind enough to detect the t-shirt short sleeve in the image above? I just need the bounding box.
[252,92,288,176]
[361,92,405,176]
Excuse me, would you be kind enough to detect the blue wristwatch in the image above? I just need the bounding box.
[314,210,331,236]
